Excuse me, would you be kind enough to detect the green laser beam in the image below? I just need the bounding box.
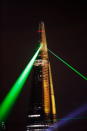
[48,49,87,81]
[0,44,42,122]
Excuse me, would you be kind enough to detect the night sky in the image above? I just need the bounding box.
[1,1,87,131]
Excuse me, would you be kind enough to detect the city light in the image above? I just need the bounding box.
[0,44,42,122]
[48,49,87,80]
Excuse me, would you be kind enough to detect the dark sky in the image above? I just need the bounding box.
[1,1,87,131]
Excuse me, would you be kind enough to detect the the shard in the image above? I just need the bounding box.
[26,22,57,131]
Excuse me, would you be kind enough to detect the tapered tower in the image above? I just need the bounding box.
[26,22,56,130]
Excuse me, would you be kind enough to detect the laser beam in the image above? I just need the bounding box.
[0,44,42,122]
[48,49,87,80]
[46,103,87,131]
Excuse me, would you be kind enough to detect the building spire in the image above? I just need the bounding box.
[38,22,48,52]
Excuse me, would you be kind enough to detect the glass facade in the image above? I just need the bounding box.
[26,54,51,130]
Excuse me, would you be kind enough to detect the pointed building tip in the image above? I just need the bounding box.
[39,21,45,28]
[39,21,45,25]
[37,21,47,45]
[38,21,45,33]
[41,21,45,26]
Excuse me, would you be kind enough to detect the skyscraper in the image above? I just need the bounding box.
[26,22,56,131]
